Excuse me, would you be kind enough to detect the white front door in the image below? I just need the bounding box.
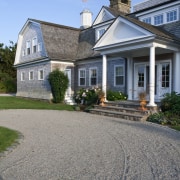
[134,61,171,101]
[65,69,71,98]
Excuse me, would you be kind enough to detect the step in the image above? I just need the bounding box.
[105,101,142,109]
[94,105,149,116]
[89,108,148,122]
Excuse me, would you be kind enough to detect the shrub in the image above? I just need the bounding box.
[74,87,100,105]
[48,69,69,103]
[160,92,180,116]
[147,112,168,125]
[107,90,128,101]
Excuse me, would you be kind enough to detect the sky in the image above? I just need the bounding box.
[0,0,142,46]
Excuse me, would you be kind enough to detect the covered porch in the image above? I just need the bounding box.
[99,40,180,107]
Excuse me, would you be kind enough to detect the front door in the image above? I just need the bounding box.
[134,61,171,101]
[64,69,71,98]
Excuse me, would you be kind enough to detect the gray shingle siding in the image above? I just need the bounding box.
[16,62,52,100]
[20,23,47,63]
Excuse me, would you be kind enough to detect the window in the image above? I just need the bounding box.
[38,43,42,52]
[79,69,86,86]
[138,66,144,87]
[26,41,31,55]
[89,68,97,86]
[161,63,170,88]
[38,69,44,80]
[142,17,151,24]
[115,65,124,86]
[29,71,34,80]
[98,28,106,39]
[167,10,177,22]
[21,72,25,81]
[154,14,163,25]
[32,37,37,53]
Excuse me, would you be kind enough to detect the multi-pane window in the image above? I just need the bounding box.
[89,68,97,86]
[154,14,163,25]
[21,72,25,81]
[38,70,44,80]
[29,71,34,80]
[138,67,144,87]
[142,17,151,24]
[79,69,86,86]
[167,10,177,22]
[26,41,31,55]
[32,37,37,53]
[115,65,124,86]
[161,63,170,88]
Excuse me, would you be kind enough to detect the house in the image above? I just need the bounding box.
[14,0,180,107]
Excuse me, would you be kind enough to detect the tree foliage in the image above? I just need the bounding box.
[48,69,69,103]
[0,41,17,92]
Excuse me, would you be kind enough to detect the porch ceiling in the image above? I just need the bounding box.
[107,46,174,58]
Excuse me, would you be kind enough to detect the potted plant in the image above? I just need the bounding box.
[97,90,105,106]
[139,91,147,111]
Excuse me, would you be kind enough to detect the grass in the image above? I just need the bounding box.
[170,125,180,131]
[0,126,19,153]
[0,96,74,111]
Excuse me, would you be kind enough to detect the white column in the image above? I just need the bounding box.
[147,45,157,107]
[102,55,107,100]
[173,52,180,93]
[127,57,133,100]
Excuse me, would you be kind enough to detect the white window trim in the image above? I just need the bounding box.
[89,67,98,86]
[38,69,44,80]
[32,37,37,53]
[166,9,178,23]
[38,43,42,52]
[29,70,34,80]
[78,68,86,86]
[21,72,25,81]
[154,13,164,25]
[114,65,125,87]
[26,40,31,55]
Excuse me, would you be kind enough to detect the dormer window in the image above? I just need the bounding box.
[167,10,177,22]
[32,37,37,53]
[142,17,151,24]
[26,41,31,55]
[154,14,163,25]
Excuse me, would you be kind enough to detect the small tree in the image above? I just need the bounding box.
[48,69,69,103]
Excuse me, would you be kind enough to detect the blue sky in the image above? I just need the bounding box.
[0,0,142,46]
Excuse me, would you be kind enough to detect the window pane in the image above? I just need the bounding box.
[154,14,163,25]
[90,69,97,86]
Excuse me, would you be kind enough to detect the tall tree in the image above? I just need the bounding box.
[0,41,17,92]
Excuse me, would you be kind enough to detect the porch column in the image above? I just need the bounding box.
[147,45,157,107]
[127,57,133,100]
[102,54,107,101]
[173,52,180,93]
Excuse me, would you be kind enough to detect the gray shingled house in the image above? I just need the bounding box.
[14,0,180,107]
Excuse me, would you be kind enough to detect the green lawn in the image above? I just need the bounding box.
[0,96,74,111]
[0,126,19,153]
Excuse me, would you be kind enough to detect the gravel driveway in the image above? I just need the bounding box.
[0,110,179,180]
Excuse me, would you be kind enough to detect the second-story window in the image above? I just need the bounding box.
[32,37,37,53]
[26,41,31,55]
[142,17,151,24]
[167,10,177,22]
[154,14,163,25]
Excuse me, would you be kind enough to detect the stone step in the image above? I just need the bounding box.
[89,108,148,121]
[94,105,149,116]
[105,101,142,109]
